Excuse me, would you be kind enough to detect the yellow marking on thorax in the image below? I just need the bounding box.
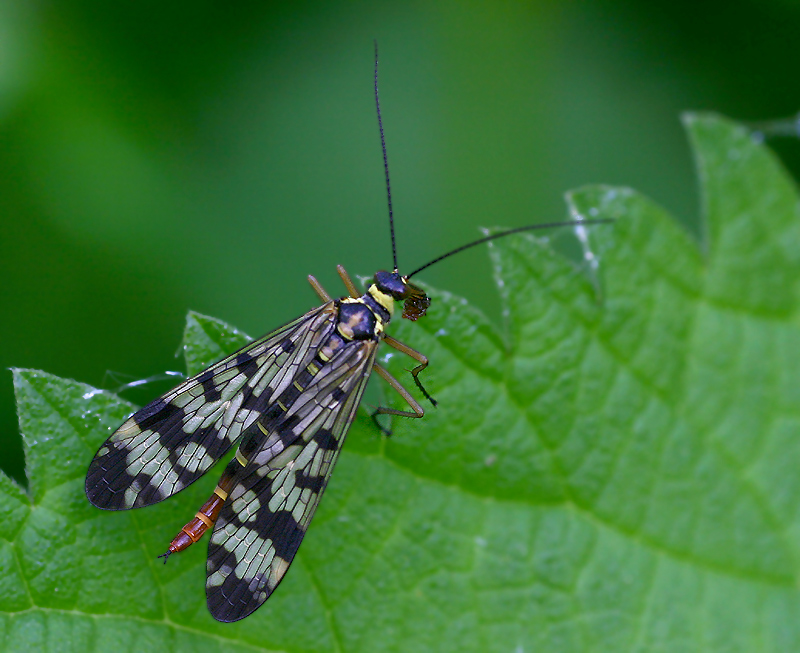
[337,298,362,340]
[293,380,304,391]
[214,486,229,501]
[368,284,395,317]
[235,450,248,467]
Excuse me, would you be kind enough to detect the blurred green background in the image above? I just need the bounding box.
[2,0,800,486]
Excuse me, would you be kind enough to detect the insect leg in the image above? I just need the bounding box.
[383,335,437,407]
[372,362,424,432]
[308,275,333,302]
[337,264,361,298]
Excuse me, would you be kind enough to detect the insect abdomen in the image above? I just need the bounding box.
[161,453,241,558]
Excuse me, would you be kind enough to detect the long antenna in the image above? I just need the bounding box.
[374,40,398,271]
[406,219,613,278]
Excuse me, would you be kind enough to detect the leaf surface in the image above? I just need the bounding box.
[3,114,800,651]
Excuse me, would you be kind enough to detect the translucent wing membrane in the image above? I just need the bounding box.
[206,339,379,621]
[86,304,336,510]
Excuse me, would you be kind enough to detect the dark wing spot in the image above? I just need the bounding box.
[134,398,180,430]
[266,510,305,560]
[201,376,222,403]
[314,429,338,451]
[197,368,214,384]
[243,388,270,411]
[263,403,285,422]
[85,466,137,509]
[238,430,262,459]
[294,469,325,493]
[280,384,302,407]
[278,414,300,436]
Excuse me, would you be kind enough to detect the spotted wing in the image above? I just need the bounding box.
[86,304,337,510]
[205,338,379,622]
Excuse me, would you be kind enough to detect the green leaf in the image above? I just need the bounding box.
[5,113,800,651]
[182,311,252,377]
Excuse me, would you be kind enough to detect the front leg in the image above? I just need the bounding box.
[383,335,437,407]
[372,364,425,419]
[370,363,424,436]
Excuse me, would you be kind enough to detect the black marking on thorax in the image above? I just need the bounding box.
[337,301,380,341]
[361,293,391,324]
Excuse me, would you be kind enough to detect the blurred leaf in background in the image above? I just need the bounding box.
[3,0,800,486]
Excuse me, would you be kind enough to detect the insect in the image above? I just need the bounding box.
[85,45,610,622]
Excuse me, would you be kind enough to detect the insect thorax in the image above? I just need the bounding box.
[335,267,432,342]
[337,299,384,340]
